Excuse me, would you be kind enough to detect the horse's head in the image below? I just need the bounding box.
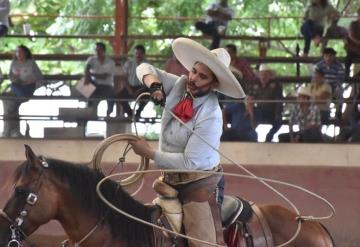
[0,145,59,247]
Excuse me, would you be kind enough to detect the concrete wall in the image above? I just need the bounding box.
[1,138,360,166]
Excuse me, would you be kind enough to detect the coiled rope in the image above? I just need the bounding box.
[95,92,335,246]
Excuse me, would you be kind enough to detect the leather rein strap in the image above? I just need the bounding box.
[0,209,13,224]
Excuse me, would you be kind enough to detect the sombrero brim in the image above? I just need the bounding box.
[172,38,245,99]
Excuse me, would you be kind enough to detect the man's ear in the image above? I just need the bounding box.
[212,79,220,89]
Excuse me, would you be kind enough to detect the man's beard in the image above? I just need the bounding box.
[187,80,212,98]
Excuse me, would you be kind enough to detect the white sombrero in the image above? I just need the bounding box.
[172,38,245,99]
[297,85,312,97]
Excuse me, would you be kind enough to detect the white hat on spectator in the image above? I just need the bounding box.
[259,64,271,72]
[297,86,312,97]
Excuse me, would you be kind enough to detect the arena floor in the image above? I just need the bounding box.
[1,161,359,247]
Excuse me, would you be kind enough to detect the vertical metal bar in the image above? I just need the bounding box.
[114,0,128,55]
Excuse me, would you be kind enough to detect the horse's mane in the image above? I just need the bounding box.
[15,158,154,246]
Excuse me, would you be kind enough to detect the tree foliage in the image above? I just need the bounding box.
[0,0,359,80]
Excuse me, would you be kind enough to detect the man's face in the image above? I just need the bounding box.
[297,94,311,106]
[259,70,272,87]
[15,47,26,61]
[225,47,236,59]
[323,54,335,65]
[187,62,218,97]
[134,49,145,63]
[95,45,105,57]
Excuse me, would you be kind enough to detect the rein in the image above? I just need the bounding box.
[0,156,50,247]
[61,219,104,247]
[124,93,335,247]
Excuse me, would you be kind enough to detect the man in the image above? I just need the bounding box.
[84,42,116,116]
[221,102,257,142]
[247,64,283,142]
[345,8,360,77]
[117,44,149,119]
[163,53,188,77]
[129,38,245,246]
[314,47,345,119]
[225,44,258,90]
[0,0,10,37]
[279,86,322,143]
[309,68,332,124]
[195,0,234,49]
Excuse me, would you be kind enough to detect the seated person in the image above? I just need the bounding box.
[221,69,257,142]
[163,53,188,77]
[221,102,257,142]
[84,42,116,116]
[314,47,345,119]
[309,68,332,124]
[279,86,322,143]
[195,0,234,49]
[4,45,43,137]
[0,0,10,37]
[246,64,283,142]
[117,44,149,119]
[225,44,258,89]
[300,0,339,56]
[344,8,360,77]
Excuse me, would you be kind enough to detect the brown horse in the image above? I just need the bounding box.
[0,146,334,247]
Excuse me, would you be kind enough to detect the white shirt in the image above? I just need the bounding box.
[85,56,115,86]
[137,63,222,171]
[0,0,9,27]
[206,2,234,26]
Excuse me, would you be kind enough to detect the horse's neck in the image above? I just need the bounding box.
[56,192,121,246]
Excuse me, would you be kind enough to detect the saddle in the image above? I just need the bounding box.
[153,179,274,247]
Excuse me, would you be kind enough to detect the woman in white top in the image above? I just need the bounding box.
[5,45,42,137]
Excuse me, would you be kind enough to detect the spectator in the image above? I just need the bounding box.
[117,44,149,119]
[309,68,332,124]
[278,86,322,143]
[314,47,345,118]
[225,44,258,90]
[221,70,257,142]
[324,13,347,39]
[4,45,43,137]
[221,103,257,142]
[163,53,188,76]
[344,8,360,77]
[195,0,234,49]
[300,0,339,56]
[0,0,10,37]
[84,42,116,116]
[247,64,283,142]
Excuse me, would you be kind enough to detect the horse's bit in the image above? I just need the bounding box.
[0,157,48,247]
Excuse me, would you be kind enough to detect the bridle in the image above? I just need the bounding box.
[0,157,49,247]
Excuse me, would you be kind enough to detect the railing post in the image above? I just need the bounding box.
[113,0,128,55]
[296,43,300,76]
[259,39,268,57]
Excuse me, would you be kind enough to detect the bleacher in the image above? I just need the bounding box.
[1,11,359,140]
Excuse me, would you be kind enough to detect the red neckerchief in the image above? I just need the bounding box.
[172,92,194,123]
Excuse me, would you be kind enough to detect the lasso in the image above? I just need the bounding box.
[95,93,335,247]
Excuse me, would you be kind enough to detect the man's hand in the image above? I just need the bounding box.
[128,138,155,160]
[149,82,166,106]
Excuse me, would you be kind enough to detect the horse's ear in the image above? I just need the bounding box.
[24,144,41,168]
